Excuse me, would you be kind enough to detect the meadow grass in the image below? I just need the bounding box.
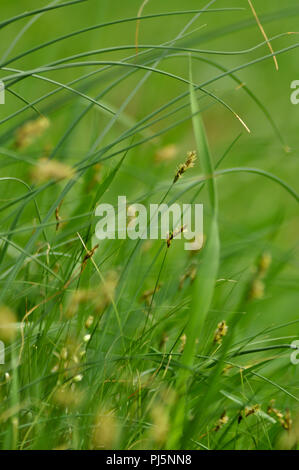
[0,0,298,450]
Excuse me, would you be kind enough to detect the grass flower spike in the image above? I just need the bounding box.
[173,151,197,183]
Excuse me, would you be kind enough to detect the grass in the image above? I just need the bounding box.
[0,0,298,450]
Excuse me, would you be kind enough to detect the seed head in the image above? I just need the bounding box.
[15,116,50,149]
[268,402,292,430]
[214,320,228,344]
[214,411,229,432]
[173,151,197,183]
[244,404,260,418]
[31,158,74,183]
[167,225,186,248]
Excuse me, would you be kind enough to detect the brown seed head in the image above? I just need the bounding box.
[214,320,228,344]
[173,151,197,183]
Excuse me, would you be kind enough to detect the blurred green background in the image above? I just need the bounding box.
[1,0,298,330]
[0,0,298,450]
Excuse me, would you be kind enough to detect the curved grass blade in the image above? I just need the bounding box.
[167,59,220,449]
[0,0,87,31]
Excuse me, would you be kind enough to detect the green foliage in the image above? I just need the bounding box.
[0,0,298,450]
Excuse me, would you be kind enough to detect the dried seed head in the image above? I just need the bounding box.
[268,403,292,430]
[173,151,197,183]
[167,225,186,248]
[244,404,260,418]
[185,150,197,168]
[82,244,99,266]
[15,116,50,149]
[214,321,228,344]
[0,306,18,343]
[214,411,229,432]
[31,158,74,183]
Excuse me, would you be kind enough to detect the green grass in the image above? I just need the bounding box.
[0,0,298,450]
